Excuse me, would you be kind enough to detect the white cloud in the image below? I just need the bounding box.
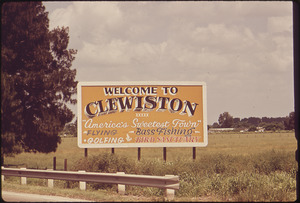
[45,1,294,124]
[268,16,292,33]
[48,2,123,50]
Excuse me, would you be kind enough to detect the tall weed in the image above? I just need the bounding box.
[71,153,135,173]
[62,150,299,201]
[251,150,296,174]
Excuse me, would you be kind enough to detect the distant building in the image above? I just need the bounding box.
[255,127,265,133]
[208,128,234,133]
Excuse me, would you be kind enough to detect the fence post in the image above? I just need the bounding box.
[112,148,115,154]
[47,169,54,188]
[64,159,70,188]
[78,170,86,190]
[53,157,56,170]
[163,147,167,162]
[138,148,141,161]
[20,168,27,185]
[84,148,88,157]
[64,159,67,171]
[193,147,196,160]
[117,172,126,195]
[164,175,175,201]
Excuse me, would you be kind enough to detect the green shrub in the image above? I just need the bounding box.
[135,158,165,175]
[71,153,137,190]
[68,150,296,201]
[71,153,135,173]
[207,171,296,201]
[251,150,296,174]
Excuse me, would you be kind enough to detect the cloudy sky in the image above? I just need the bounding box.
[43,1,294,125]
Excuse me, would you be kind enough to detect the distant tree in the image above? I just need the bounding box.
[262,116,286,124]
[284,112,295,130]
[213,114,291,131]
[262,122,284,131]
[262,117,271,123]
[241,118,248,123]
[259,122,268,127]
[247,117,261,126]
[61,118,77,137]
[233,117,240,124]
[248,126,257,132]
[218,112,234,128]
[1,2,77,158]
[234,121,250,129]
[211,122,220,128]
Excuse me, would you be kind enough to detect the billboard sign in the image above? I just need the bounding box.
[77,82,207,148]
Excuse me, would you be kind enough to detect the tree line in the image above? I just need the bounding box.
[62,110,295,138]
[210,112,295,131]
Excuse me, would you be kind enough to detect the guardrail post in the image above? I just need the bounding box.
[164,175,175,201]
[117,172,126,195]
[47,169,54,188]
[78,170,86,190]
[1,167,4,182]
[20,168,27,185]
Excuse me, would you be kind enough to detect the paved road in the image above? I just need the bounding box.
[1,191,92,202]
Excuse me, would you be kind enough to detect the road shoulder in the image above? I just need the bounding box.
[1,191,92,202]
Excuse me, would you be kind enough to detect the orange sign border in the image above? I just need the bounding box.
[77,81,207,148]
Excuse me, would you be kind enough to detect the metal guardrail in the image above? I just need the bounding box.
[1,167,179,200]
[1,167,179,189]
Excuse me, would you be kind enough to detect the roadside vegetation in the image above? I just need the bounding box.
[69,150,297,201]
[2,132,297,202]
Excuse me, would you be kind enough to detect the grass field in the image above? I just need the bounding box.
[2,131,298,201]
[3,132,296,169]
